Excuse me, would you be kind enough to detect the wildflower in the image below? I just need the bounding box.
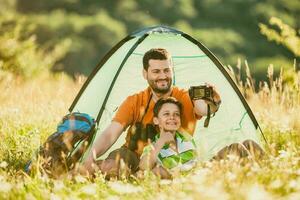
[10,108,20,114]
[193,168,210,177]
[195,181,229,200]
[106,196,121,200]
[159,179,172,185]
[246,184,273,200]
[108,181,143,194]
[25,193,36,200]
[172,178,186,185]
[288,180,297,189]
[16,182,24,190]
[0,161,8,168]
[50,193,61,200]
[40,175,50,183]
[0,181,12,193]
[53,180,64,192]
[204,161,213,168]
[270,179,283,189]
[286,192,300,200]
[226,172,236,181]
[81,184,97,196]
[227,154,240,162]
[278,150,290,159]
[154,193,168,200]
[74,175,87,183]
[284,168,294,175]
[190,168,209,184]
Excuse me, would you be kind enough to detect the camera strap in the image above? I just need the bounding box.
[203,98,221,127]
[204,104,211,127]
[140,93,153,123]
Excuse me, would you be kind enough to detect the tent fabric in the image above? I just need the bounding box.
[69,25,266,161]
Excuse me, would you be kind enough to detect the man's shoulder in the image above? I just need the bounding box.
[123,87,150,102]
[128,87,150,98]
[172,86,190,101]
[172,86,188,95]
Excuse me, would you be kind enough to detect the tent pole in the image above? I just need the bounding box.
[69,36,134,113]
[95,34,149,123]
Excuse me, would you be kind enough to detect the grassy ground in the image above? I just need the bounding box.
[1,68,300,200]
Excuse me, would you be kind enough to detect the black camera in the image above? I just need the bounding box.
[128,123,157,151]
[189,85,213,100]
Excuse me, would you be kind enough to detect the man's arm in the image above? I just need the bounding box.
[79,121,124,174]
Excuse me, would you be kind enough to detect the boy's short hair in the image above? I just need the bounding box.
[153,97,182,117]
[143,48,171,71]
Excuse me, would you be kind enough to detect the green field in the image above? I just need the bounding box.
[1,67,300,199]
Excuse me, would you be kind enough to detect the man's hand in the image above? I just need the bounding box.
[205,83,221,106]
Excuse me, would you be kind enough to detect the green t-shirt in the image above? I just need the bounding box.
[141,131,197,170]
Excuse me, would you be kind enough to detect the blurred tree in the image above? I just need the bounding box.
[0,14,71,79]
[254,0,300,28]
[10,0,299,80]
[259,17,299,85]
[260,17,300,57]
[0,0,16,14]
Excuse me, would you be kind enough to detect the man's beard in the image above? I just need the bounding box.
[148,78,172,94]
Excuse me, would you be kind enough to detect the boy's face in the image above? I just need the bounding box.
[154,103,181,132]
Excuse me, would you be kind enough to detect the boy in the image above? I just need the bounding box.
[139,97,197,178]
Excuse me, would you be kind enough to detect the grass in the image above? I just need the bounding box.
[1,65,300,199]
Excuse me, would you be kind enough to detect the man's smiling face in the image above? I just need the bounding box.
[143,59,173,94]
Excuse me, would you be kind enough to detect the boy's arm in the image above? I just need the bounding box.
[139,140,165,171]
[139,132,175,170]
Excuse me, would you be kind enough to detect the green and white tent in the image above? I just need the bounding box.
[69,26,266,161]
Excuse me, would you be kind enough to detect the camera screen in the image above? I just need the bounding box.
[194,88,205,97]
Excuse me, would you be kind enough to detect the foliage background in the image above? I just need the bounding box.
[0,0,299,81]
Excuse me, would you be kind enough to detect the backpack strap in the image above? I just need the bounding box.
[62,114,93,126]
[66,122,97,167]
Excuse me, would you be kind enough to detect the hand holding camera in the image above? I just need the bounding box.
[189,85,213,101]
[188,84,221,127]
[188,84,221,107]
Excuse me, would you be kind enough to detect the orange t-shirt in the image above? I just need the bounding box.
[112,86,201,155]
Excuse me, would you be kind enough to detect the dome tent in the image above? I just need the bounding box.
[69,25,266,161]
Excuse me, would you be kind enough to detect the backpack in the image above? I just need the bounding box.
[25,112,96,177]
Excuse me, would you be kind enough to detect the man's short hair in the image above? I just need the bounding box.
[143,48,171,71]
[153,97,182,117]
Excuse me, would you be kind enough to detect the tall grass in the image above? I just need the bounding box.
[0,73,82,170]
[1,64,300,199]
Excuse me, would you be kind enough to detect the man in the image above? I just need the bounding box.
[79,48,221,177]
